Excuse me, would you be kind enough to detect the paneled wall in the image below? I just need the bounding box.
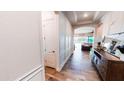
[0,12,44,81]
[58,12,74,71]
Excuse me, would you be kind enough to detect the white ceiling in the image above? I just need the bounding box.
[75,27,94,34]
[63,11,107,27]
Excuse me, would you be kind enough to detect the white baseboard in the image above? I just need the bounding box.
[16,65,45,81]
[57,51,73,72]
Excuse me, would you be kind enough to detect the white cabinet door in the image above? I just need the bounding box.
[102,12,112,36]
[119,12,124,33]
[109,12,124,35]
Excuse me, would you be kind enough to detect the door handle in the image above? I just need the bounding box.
[48,51,55,53]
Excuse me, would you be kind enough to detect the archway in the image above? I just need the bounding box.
[74,27,95,51]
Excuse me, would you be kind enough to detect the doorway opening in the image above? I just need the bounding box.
[74,27,94,52]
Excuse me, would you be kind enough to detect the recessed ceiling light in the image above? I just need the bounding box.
[83,13,88,17]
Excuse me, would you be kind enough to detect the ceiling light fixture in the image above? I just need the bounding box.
[83,13,88,17]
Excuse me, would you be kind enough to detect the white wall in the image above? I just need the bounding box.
[58,12,73,71]
[0,12,44,81]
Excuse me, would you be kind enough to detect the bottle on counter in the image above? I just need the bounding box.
[96,42,102,50]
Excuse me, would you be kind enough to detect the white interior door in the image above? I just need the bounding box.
[42,18,57,68]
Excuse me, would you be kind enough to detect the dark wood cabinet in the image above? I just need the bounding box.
[92,49,124,81]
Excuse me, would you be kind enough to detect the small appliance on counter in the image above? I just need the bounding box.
[96,42,106,51]
[116,45,124,61]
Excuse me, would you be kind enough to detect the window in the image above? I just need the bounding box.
[88,36,94,44]
[74,36,94,44]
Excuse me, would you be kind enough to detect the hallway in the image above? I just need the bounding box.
[45,43,100,81]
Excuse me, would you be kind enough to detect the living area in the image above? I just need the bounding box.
[74,27,94,51]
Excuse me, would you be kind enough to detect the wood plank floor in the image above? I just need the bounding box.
[45,44,100,81]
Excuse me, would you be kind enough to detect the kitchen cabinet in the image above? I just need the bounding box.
[108,12,124,35]
[101,12,124,36]
[109,12,123,35]
[92,49,124,80]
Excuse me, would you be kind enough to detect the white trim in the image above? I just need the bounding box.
[16,65,44,81]
[57,51,73,72]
